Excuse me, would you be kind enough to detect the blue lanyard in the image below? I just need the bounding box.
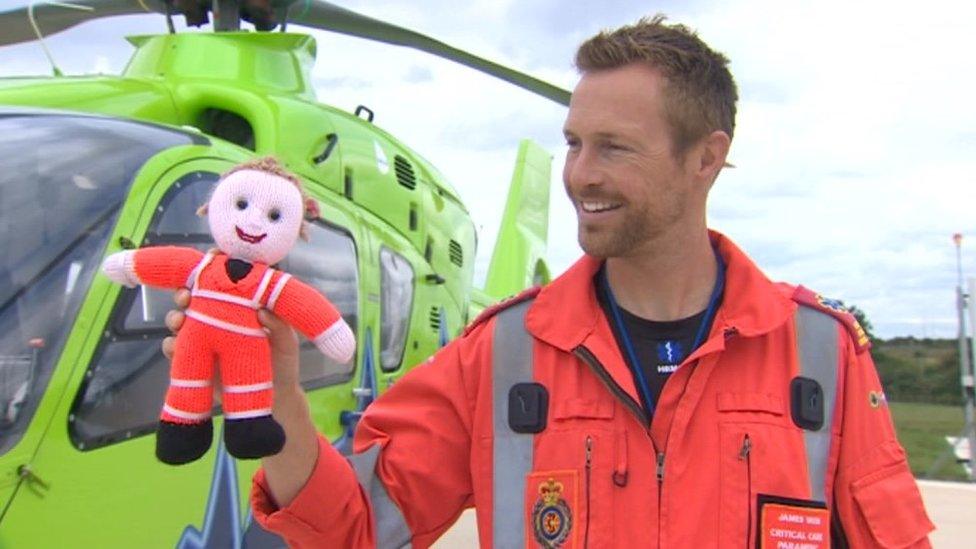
[602,251,726,418]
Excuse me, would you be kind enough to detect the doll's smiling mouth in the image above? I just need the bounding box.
[236,226,267,244]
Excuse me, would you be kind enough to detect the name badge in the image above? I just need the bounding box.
[758,495,830,549]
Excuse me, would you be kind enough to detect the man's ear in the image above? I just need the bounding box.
[196,203,209,217]
[697,130,731,185]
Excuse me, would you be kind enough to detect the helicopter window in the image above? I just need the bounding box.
[148,171,217,241]
[0,114,193,457]
[70,172,361,449]
[379,247,414,372]
[278,222,360,388]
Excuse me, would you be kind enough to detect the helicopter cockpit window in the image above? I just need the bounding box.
[379,247,414,372]
[70,172,360,450]
[0,114,193,457]
[278,222,359,388]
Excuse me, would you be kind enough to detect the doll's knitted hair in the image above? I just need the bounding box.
[198,156,319,241]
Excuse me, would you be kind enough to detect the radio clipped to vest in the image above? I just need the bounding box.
[790,377,824,431]
[508,382,549,434]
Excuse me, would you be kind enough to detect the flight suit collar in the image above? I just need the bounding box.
[525,230,796,367]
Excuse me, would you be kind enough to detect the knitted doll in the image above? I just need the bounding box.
[101,157,355,465]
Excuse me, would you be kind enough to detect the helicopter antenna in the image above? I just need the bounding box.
[213,0,241,31]
[28,1,93,76]
[160,0,175,33]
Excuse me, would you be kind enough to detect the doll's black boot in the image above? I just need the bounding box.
[156,419,213,465]
[224,416,285,459]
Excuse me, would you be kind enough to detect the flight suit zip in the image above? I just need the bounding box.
[585,436,593,548]
[739,434,753,548]
[573,346,649,426]
[575,346,661,546]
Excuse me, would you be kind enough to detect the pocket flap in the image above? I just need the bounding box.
[716,392,784,415]
[851,462,934,548]
[553,398,614,420]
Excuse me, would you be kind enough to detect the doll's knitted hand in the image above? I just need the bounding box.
[312,320,356,364]
[101,251,139,288]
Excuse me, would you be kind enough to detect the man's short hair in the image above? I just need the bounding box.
[575,15,738,156]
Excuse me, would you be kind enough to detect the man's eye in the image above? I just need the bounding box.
[236,198,248,210]
[268,209,281,222]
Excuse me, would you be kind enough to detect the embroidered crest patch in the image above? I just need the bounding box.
[527,472,577,548]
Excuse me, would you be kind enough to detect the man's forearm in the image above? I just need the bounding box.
[262,384,320,508]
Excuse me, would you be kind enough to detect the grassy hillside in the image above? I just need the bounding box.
[869,339,970,479]
[890,401,970,481]
[873,338,965,405]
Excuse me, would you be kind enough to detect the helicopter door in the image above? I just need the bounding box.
[0,113,196,524]
[2,158,364,546]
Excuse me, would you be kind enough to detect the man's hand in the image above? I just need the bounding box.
[161,288,190,360]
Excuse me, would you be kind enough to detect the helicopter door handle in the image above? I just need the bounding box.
[354,105,374,123]
[17,465,50,495]
[314,133,339,165]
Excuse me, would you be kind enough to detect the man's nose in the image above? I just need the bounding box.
[565,148,602,189]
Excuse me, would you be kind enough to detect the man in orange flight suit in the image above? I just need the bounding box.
[166,15,934,548]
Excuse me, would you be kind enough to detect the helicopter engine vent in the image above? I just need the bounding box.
[449,240,464,267]
[394,155,417,190]
[428,307,441,331]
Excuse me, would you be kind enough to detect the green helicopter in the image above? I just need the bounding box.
[0,1,567,546]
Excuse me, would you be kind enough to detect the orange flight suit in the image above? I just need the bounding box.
[251,231,933,548]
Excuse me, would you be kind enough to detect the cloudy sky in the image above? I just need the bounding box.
[1,0,974,338]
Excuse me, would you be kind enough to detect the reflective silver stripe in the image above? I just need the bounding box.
[186,250,217,289]
[347,444,412,548]
[191,289,259,308]
[185,310,267,338]
[492,300,535,548]
[266,273,291,311]
[252,268,275,307]
[223,408,273,420]
[162,404,210,421]
[223,381,273,393]
[795,305,840,503]
[170,378,212,388]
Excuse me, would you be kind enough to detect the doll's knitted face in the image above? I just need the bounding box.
[208,170,304,265]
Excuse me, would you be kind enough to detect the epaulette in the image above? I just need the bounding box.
[463,286,542,336]
[792,285,871,353]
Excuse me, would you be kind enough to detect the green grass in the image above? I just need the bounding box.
[889,401,970,481]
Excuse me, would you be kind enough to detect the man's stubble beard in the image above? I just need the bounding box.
[578,204,652,259]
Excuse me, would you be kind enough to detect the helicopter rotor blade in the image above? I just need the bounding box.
[290,1,571,106]
[0,1,169,47]
[0,1,571,106]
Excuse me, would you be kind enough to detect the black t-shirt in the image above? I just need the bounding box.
[595,267,720,417]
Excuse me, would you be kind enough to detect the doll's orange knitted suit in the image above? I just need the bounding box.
[111,245,354,463]
[102,158,355,464]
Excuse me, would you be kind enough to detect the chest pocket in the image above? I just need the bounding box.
[717,392,810,547]
[526,397,622,549]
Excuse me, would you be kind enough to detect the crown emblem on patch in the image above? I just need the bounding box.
[532,478,573,548]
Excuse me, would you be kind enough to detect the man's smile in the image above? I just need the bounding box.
[236,226,267,244]
[580,200,622,213]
